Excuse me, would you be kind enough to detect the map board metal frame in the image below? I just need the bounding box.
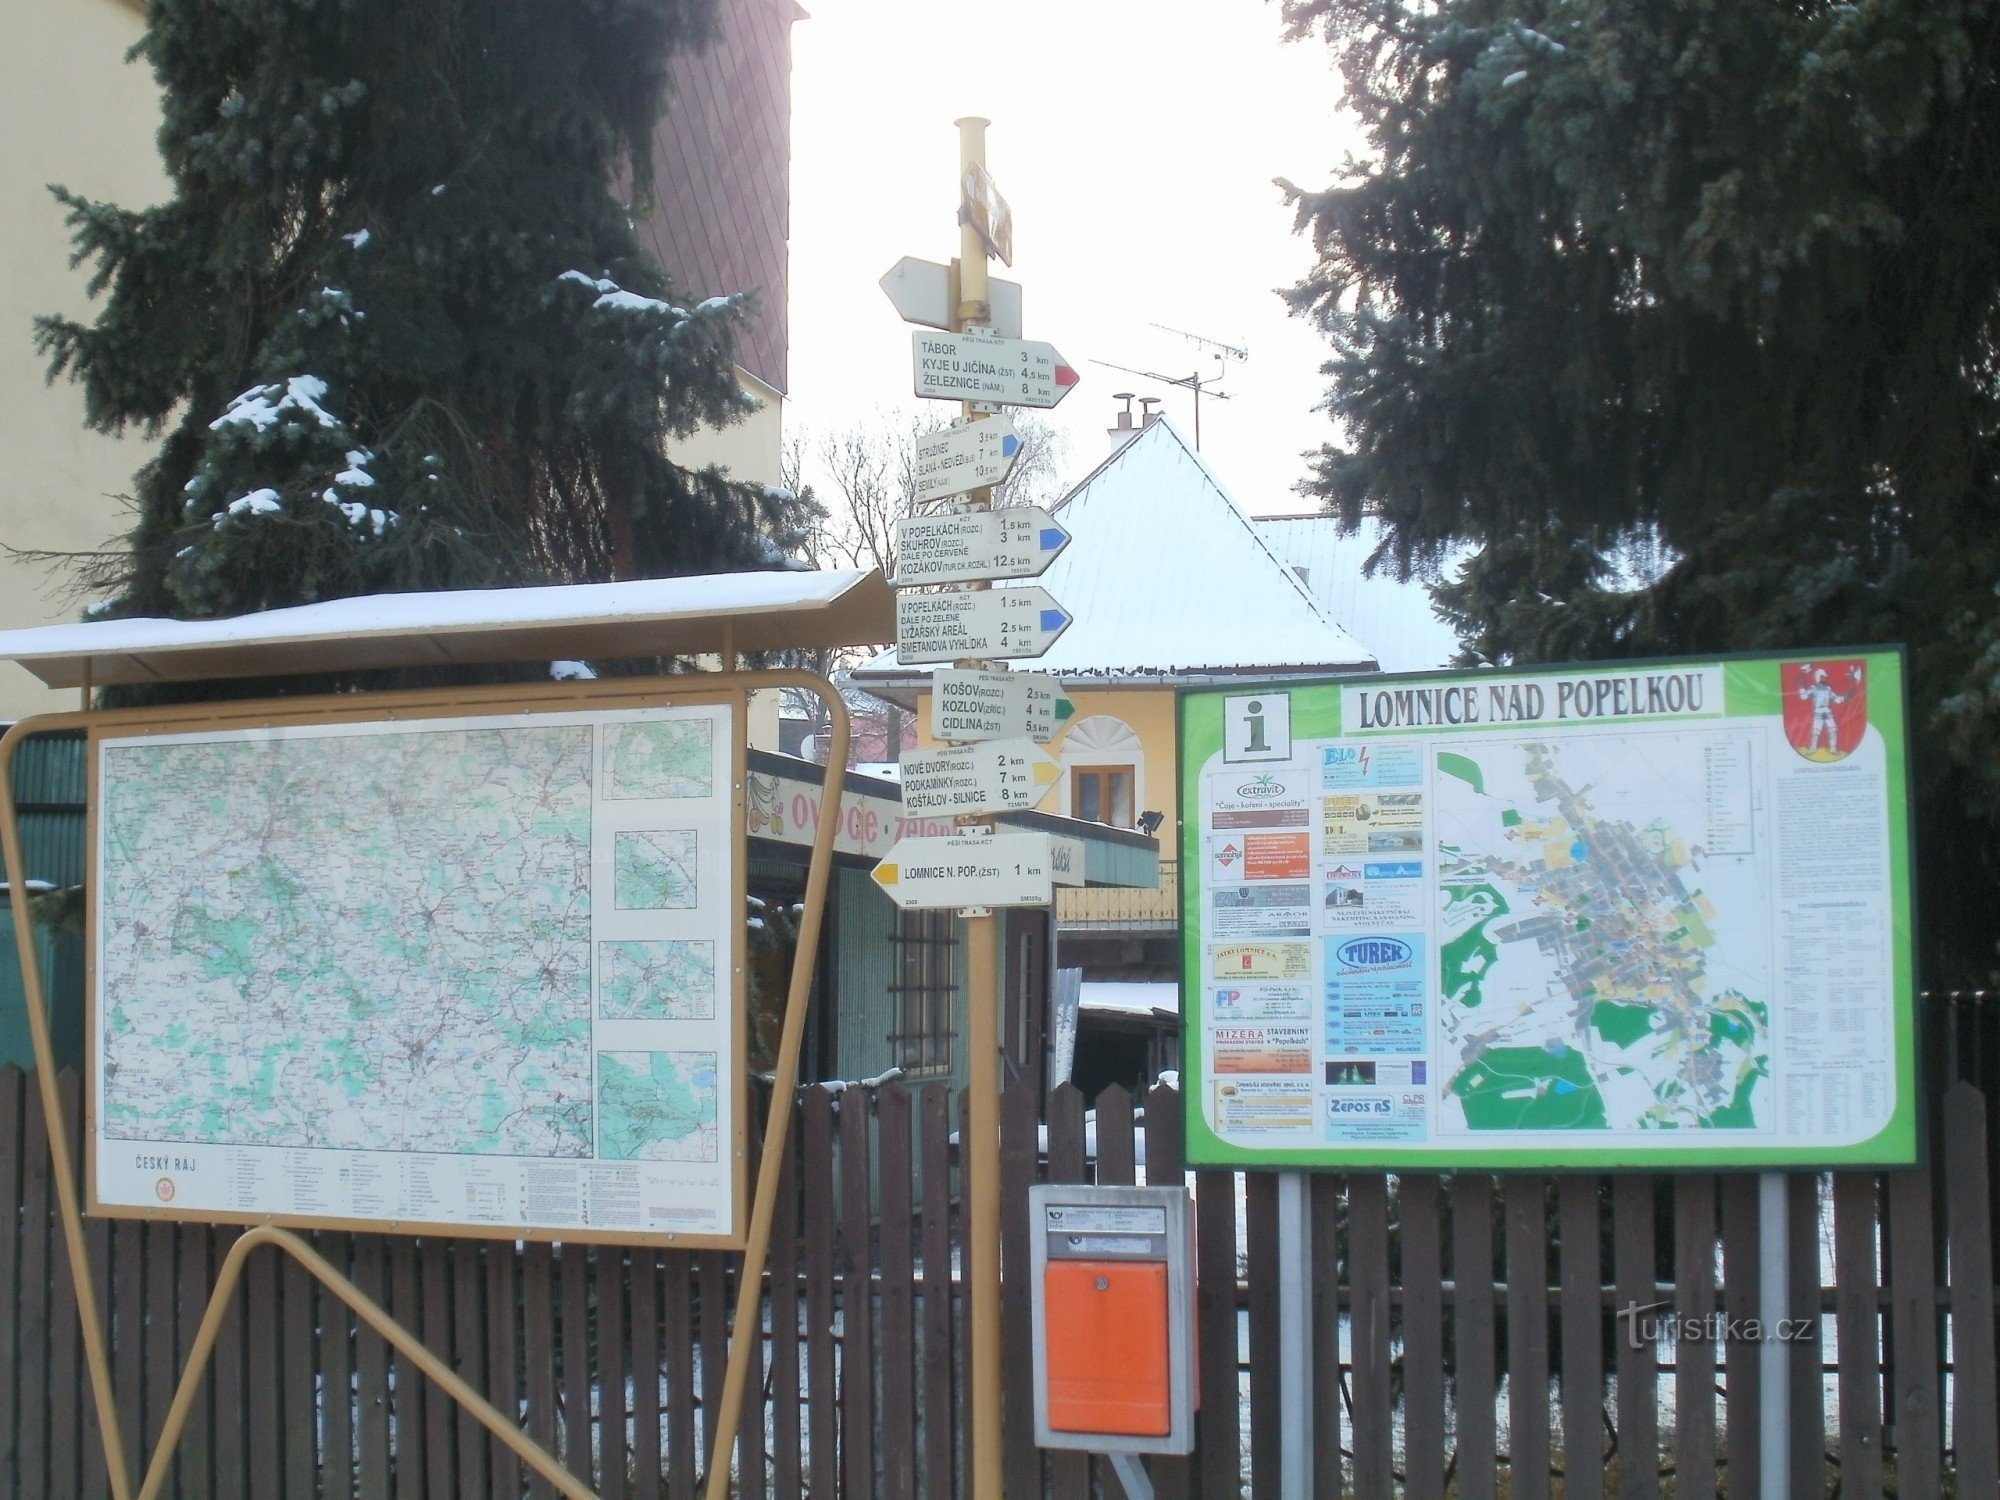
[1179,648,1917,1172]
[0,570,882,1498]
[80,677,754,1250]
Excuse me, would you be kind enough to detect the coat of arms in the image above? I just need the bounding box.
[1781,660,1867,762]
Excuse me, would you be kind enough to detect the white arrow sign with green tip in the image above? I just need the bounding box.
[895,587,1071,664]
[929,669,1075,744]
[870,831,1054,910]
[894,505,1070,587]
[897,738,1061,817]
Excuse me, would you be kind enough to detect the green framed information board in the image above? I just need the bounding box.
[1179,650,1916,1169]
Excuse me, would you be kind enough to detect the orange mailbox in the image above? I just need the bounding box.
[1029,1183,1196,1461]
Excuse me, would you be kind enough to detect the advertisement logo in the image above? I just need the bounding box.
[1782,659,1867,763]
[1234,774,1289,800]
[1334,936,1414,970]
[1328,1095,1394,1116]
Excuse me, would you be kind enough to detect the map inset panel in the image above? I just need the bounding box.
[602,720,713,800]
[1433,735,1771,1134]
[599,940,716,1021]
[613,830,699,910]
[598,1051,719,1161]
[98,726,597,1157]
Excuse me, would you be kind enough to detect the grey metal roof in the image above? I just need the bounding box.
[1254,516,1465,674]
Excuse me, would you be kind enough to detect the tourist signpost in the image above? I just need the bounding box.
[872,118,1080,1500]
[894,502,1069,584]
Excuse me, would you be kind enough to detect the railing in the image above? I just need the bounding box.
[1056,858,1179,928]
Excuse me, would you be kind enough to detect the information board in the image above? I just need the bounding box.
[90,695,745,1244]
[1180,651,1915,1169]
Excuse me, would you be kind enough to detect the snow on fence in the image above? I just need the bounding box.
[0,1059,1993,1496]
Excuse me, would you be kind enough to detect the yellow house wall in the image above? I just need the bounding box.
[913,682,1182,832]
[667,369,786,489]
[0,0,165,722]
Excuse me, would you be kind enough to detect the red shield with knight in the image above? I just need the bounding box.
[1782,659,1867,762]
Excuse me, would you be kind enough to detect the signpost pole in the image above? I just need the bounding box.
[955,112,1008,1500]
[1758,1171,1792,1498]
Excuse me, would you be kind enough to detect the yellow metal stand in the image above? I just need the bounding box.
[0,667,852,1500]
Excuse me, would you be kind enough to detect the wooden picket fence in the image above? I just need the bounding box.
[0,1062,1994,1496]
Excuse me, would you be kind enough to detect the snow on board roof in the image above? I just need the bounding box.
[0,570,895,689]
[1080,981,1179,1018]
[854,418,1377,688]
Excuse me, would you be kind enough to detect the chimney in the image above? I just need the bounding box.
[1139,396,1163,428]
[1108,392,1141,454]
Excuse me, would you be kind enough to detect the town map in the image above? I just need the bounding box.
[1432,734,1772,1135]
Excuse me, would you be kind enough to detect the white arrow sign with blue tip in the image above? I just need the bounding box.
[914,416,1024,504]
[895,586,1072,663]
[893,504,1071,587]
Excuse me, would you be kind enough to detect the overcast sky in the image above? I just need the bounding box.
[785,1,1358,516]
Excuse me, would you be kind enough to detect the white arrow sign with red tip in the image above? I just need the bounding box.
[912,330,1079,409]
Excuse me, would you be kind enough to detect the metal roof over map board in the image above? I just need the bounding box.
[0,569,894,689]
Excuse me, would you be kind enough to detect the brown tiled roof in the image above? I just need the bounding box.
[644,0,802,395]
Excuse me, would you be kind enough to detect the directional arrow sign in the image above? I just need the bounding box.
[894,505,1069,586]
[930,669,1075,744]
[896,587,1071,664]
[913,416,1023,505]
[879,256,1023,339]
[898,738,1060,817]
[870,832,1054,910]
[913,330,1079,409]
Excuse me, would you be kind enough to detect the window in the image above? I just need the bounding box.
[889,909,957,1075]
[1071,765,1134,828]
[1058,714,1144,826]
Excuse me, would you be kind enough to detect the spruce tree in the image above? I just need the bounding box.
[1282,0,2000,984]
[38,0,804,656]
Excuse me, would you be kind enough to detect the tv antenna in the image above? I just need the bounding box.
[1153,322,1249,364]
[1090,325,1248,450]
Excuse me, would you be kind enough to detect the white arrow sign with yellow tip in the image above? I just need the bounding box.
[897,738,1061,817]
[870,832,1054,910]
